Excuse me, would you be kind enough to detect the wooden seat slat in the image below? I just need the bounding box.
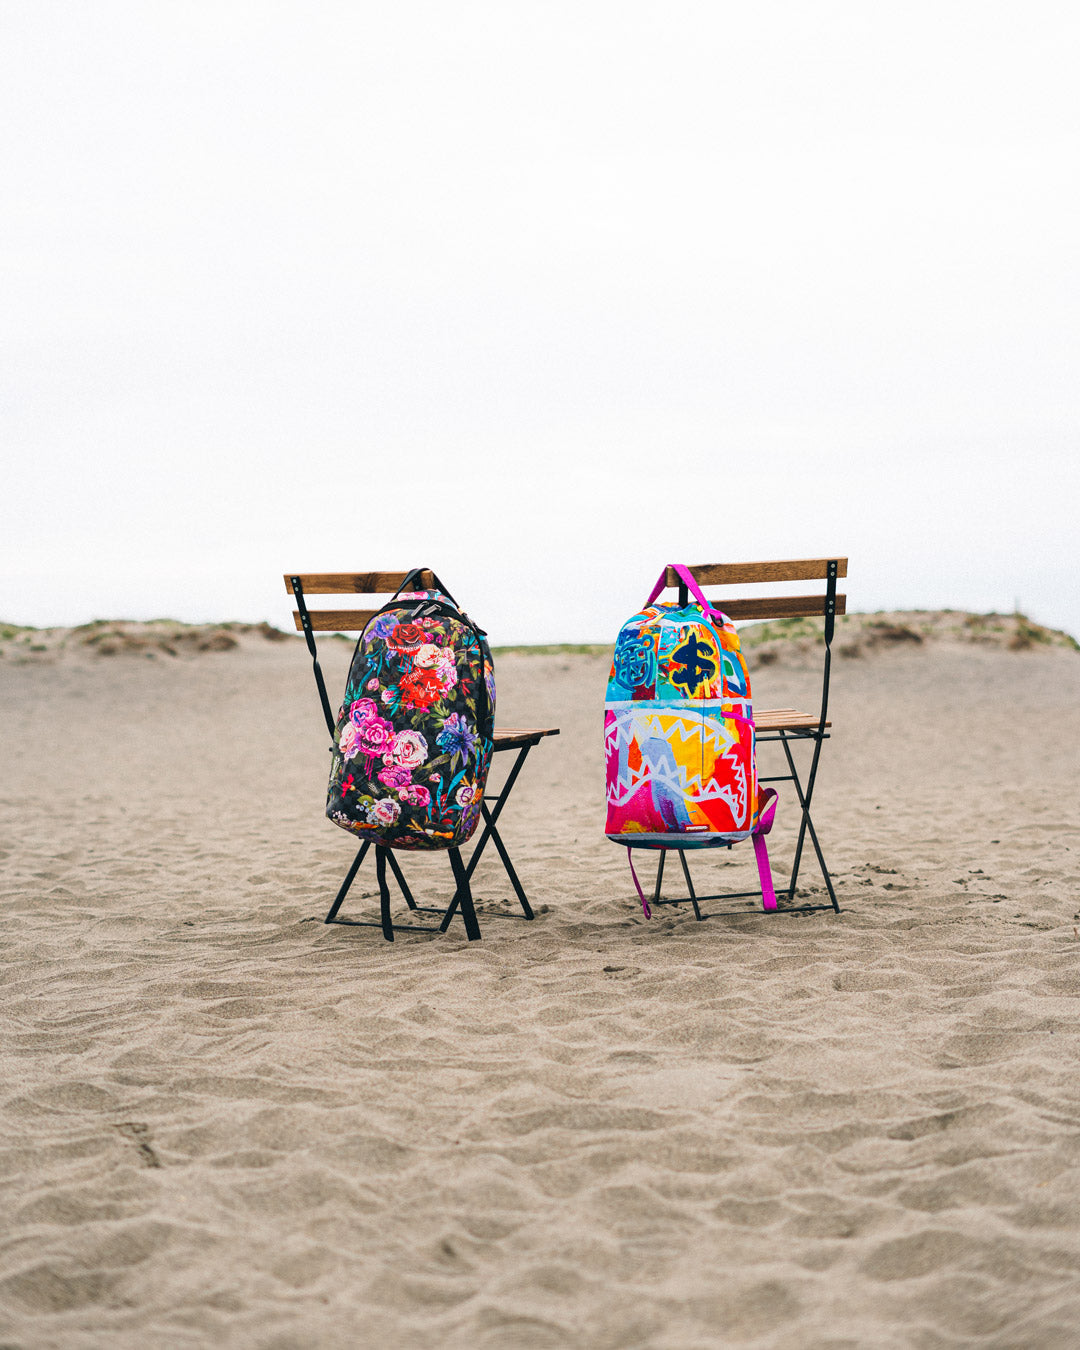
[754,708,829,731]
[494,727,560,749]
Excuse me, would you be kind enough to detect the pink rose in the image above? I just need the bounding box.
[366,678,379,691]
[378,764,412,792]
[349,698,378,726]
[402,783,431,808]
[389,729,428,770]
[436,657,458,691]
[339,722,362,761]
[367,798,401,827]
[357,716,395,758]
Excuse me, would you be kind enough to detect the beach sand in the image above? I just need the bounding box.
[2,621,1079,1348]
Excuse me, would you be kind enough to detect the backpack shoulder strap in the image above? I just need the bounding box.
[752,788,779,911]
[644,564,725,626]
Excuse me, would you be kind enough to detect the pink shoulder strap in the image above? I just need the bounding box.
[645,564,725,625]
[627,848,651,918]
[752,788,778,910]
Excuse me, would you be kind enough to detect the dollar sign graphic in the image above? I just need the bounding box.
[671,632,716,695]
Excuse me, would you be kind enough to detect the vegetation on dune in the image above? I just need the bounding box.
[0,618,293,662]
[0,611,1076,663]
[739,609,1079,661]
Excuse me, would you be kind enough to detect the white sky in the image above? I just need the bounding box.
[4,1,1078,643]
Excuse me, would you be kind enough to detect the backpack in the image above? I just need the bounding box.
[604,564,778,914]
[326,569,495,851]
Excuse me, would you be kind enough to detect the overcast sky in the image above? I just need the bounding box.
[4,1,1078,643]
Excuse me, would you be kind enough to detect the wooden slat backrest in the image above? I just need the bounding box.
[660,558,847,622]
[284,570,436,634]
[715,594,847,621]
[283,571,435,596]
[663,558,847,587]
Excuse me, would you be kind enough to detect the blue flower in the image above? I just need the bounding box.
[437,712,477,761]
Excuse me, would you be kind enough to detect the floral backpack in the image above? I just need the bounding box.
[604,564,778,913]
[326,569,495,851]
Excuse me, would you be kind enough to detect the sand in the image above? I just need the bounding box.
[2,621,1079,1348]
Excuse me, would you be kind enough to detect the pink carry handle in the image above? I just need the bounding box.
[645,564,725,625]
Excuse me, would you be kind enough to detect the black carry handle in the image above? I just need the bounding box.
[393,566,457,606]
[388,568,490,734]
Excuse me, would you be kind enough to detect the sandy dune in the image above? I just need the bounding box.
[2,622,1079,1347]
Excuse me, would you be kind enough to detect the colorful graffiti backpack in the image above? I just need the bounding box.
[604,564,778,913]
[326,569,495,851]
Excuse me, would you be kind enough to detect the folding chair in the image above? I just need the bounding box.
[285,570,559,941]
[646,558,846,918]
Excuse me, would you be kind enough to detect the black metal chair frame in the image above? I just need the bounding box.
[289,574,554,942]
[647,559,843,920]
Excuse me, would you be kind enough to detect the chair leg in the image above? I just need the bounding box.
[383,848,418,910]
[449,848,482,941]
[653,850,667,908]
[440,746,538,929]
[467,746,532,880]
[375,846,394,942]
[797,810,840,912]
[477,802,534,919]
[779,734,840,912]
[325,841,370,922]
[677,850,704,920]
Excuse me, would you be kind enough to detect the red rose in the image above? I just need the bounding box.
[400,668,444,708]
[388,622,426,653]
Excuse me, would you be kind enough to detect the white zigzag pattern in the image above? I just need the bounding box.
[604,708,747,753]
[606,766,745,807]
[604,706,750,823]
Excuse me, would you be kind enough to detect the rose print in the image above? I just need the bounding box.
[377,764,412,792]
[400,669,444,708]
[349,698,378,725]
[435,655,458,691]
[366,798,401,827]
[413,643,443,669]
[389,729,428,770]
[387,622,426,653]
[329,593,493,851]
[356,716,395,759]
